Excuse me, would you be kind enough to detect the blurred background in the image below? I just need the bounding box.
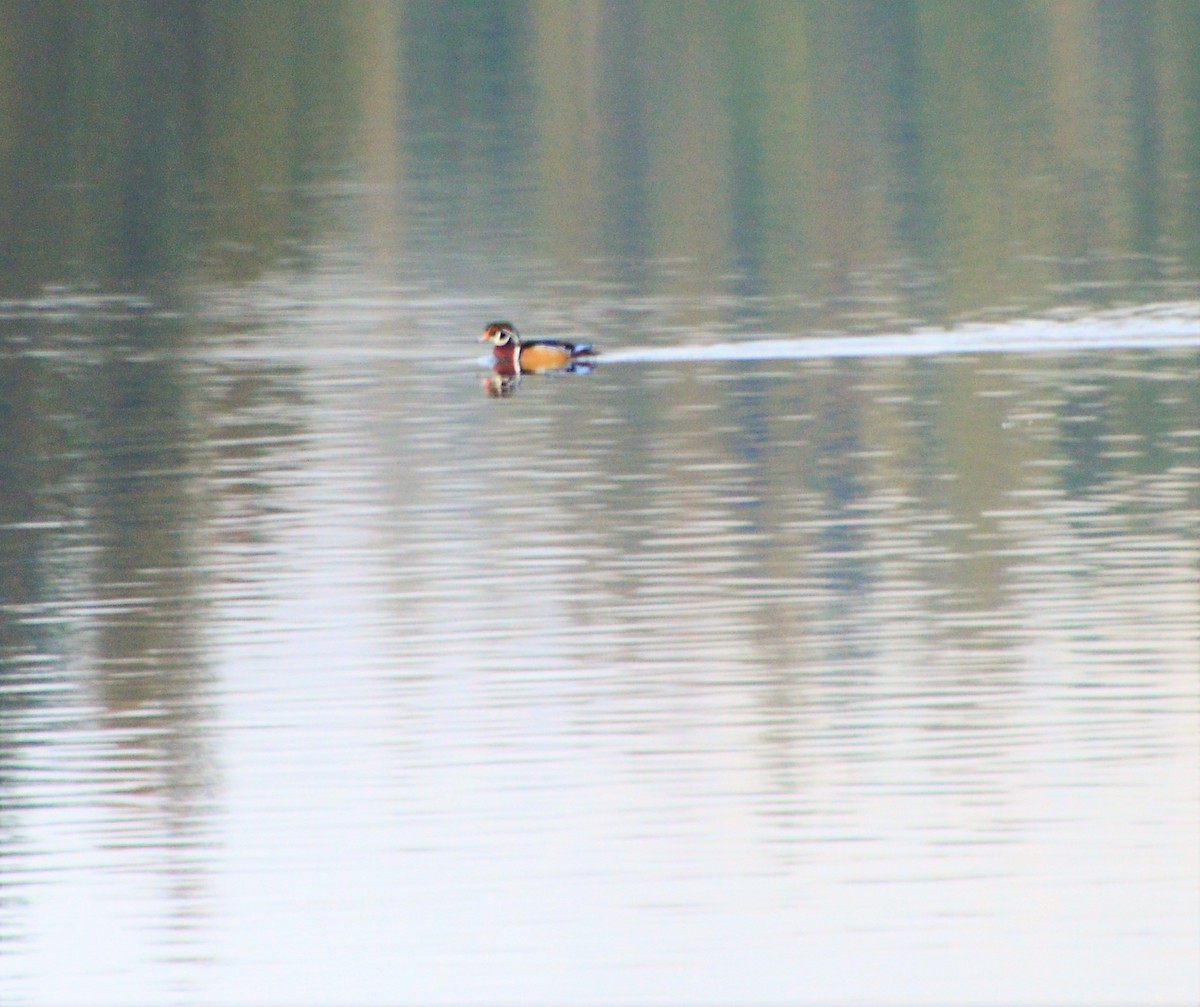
[1,3,1198,1005]
[3,1,1198,313]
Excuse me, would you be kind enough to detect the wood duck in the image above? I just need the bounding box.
[479,321,597,374]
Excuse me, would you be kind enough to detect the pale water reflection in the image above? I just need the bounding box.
[2,288,1198,1005]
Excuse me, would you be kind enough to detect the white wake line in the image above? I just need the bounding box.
[598,317,1200,364]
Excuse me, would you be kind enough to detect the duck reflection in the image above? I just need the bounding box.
[484,369,521,398]
[479,320,597,397]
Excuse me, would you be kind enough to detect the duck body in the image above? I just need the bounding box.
[480,321,597,374]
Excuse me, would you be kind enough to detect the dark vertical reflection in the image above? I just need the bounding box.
[106,0,186,285]
[810,365,870,605]
[1100,0,1161,267]
[0,1,77,292]
[725,3,767,318]
[874,1,931,265]
[401,0,536,286]
[0,342,76,949]
[1182,4,1200,271]
[595,3,650,286]
[0,313,218,960]
[89,348,214,953]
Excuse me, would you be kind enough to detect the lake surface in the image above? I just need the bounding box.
[2,4,1199,1005]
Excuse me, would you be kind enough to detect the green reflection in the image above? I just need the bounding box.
[0,1,1195,316]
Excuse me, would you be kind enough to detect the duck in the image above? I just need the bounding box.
[479,321,597,374]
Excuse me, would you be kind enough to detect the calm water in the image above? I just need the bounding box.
[2,4,1199,1005]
